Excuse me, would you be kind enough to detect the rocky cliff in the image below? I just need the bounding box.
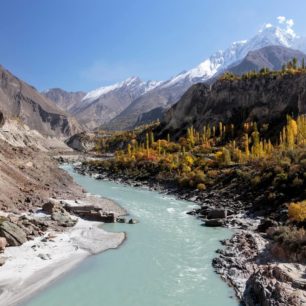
[159,73,306,138]
[0,65,82,137]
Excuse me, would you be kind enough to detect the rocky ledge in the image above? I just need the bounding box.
[213,231,306,305]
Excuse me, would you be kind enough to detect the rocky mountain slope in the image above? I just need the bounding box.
[158,73,306,138]
[43,88,86,113]
[0,65,82,137]
[49,77,162,130]
[105,21,306,130]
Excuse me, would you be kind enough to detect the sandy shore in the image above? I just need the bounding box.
[0,218,125,306]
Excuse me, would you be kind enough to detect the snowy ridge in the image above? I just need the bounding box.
[82,77,163,104]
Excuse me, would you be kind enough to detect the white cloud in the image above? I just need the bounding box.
[277,16,294,28]
[276,16,296,37]
[277,16,286,24]
[286,19,294,27]
[265,23,273,29]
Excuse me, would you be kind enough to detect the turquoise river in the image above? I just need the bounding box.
[24,165,238,306]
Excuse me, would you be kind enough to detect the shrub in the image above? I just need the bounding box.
[251,175,261,187]
[300,159,306,168]
[267,226,306,253]
[197,183,206,191]
[288,200,306,222]
[291,177,303,188]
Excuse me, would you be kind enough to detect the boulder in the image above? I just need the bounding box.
[0,237,7,252]
[207,209,227,219]
[51,211,77,227]
[128,218,139,224]
[65,204,117,223]
[100,212,116,223]
[257,219,278,233]
[116,217,126,223]
[0,221,27,246]
[202,219,225,227]
[42,200,61,214]
[43,200,76,227]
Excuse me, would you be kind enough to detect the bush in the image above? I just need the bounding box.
[288,201,306,222]
[251,175,261,187]
[197,183,206,191]
[291,177,303,188]
[267,226,306,253]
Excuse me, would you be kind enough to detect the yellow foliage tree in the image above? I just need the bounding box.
[288,201,306,222]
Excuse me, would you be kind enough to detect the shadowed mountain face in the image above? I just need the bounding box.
[103,82,191,130]
[227,45,306,75]
[0,65,82,137]
[158,73,306,139]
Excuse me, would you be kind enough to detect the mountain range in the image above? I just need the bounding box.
[44,22,306,132]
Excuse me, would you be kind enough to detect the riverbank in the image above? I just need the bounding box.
[0,217,125,306]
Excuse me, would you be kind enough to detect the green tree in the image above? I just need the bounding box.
[145,133,149,150]
[150,131,155,146]
[292,57,298,69]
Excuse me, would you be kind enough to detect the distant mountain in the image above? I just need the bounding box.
[0,65,82,137]
[69,77,162,130]
[43,88,86,112]
[227,45,306,75]
[105,22,306,130]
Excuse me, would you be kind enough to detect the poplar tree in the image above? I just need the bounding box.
[219,122,223,139]
[292,57,298,69]
[127,143,132,157]
[150,132,155,146]
[244,134,250,158]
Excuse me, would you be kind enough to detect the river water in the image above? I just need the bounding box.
[24,165,238,306]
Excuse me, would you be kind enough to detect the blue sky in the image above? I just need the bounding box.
[1,0,306,92]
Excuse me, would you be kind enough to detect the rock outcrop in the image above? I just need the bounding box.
[42,200,77,227]
[0,221,27,246]
[159,73,306,139]
[65,132,96,152]
[213,231,306,306]
[64,203,117,223]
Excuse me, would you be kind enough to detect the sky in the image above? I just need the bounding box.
[1,0,306,92]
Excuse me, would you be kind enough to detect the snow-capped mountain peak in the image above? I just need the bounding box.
[82,76,162,104]
[162,17,306,89]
